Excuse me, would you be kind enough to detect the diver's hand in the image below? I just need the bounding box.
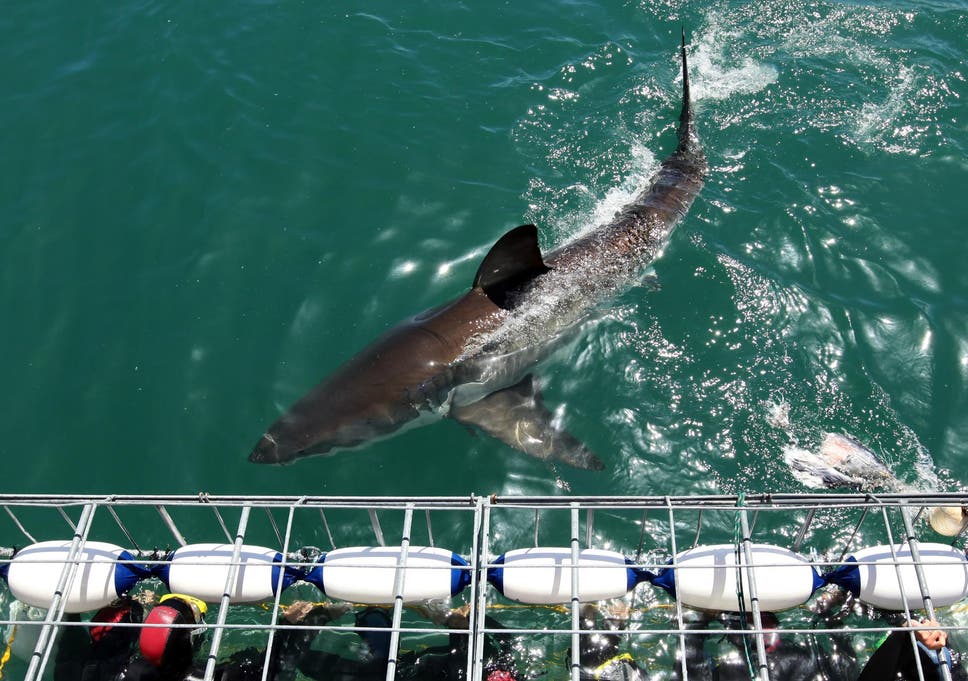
[906,618,948,651]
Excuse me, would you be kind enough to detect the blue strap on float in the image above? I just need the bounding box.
[304,553,327,594]
[811,568,826,593]
[645,564,676,598]
[0,562,8,582]
[486,554,506,594]
[271,552,307,594]
[451,552,472,595]
[627,559,653,592]
[113,550,157,597]
[822,556,860,597]
[158,551,175,590]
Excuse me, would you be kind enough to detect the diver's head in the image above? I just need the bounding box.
[485,666,519,681]
[89,597,144,655]
[139,594,207,672]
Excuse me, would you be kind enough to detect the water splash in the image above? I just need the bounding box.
[689,19,779,102]
[694,0,957,155]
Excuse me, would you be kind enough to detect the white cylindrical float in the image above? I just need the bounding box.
[161,543,304,604]
[304,546,471,604]
[824,543,968,610]
[487,548,641,605]
[648,543,824,612]
[3,541,150,613]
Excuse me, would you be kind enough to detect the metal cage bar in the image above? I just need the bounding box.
[3,493,968,681]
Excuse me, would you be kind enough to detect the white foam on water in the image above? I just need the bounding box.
[563,142,659,242]
[689,19,779,102]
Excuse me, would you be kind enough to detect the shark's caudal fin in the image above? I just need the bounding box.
[677,28,695,153]
[451,374,604,471]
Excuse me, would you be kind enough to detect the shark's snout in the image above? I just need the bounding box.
[248,433,287,464]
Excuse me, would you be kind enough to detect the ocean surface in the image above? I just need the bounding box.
[4,0,966,500]
[1,0,967,677]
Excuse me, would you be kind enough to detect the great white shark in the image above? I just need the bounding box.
[249,34,707,470]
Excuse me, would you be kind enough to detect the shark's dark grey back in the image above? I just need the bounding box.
[544,32,706,285]
[249,34,706,470]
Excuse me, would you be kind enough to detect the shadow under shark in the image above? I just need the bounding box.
[249,35,707,470]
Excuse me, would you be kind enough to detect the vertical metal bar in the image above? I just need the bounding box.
[471,497,491,681]
[25,503,97,681]
[900,504,953,681]
[203,505,252,681]
[739,508,770,681]
[569,503,581,681]
[668,499,689,681]
[384,505,414,681]
[264,507,283,548]
[879,505,914,621]
[56,506,77,532]
[259,500,300,681]
[691,508,704,549]
[791,508,816,554]
[878,504,930,681]
[585,508,594,549]
[836,506,869,563]
[211,505,232,543]
[369,508,386,547]
[319,508,337,550]
[533,508,540,548]
[635,508,649,559]
[425,509,435,548]
[107,504,142,553]
[156,504,189,547]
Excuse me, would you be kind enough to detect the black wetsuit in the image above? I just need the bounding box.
[858,630,968,681]
[576,607,648,681]
[674,624,857,681]
[54,611,142,681]
[90,610,329,681]
[296,614,515,681]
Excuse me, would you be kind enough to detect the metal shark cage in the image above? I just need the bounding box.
[2,493,968,681]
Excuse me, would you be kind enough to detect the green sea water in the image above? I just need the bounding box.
[1,1,968,676]
[2,0,967,505]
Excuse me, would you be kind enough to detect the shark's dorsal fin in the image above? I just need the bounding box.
[473,224,550,309]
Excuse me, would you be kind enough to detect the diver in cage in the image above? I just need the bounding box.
[54,595,146,681]
[857,617,968,681]
[79,596,518,681]
[573,601,651,680]
[295,601,522,681]
[813,585,968,681]
[79,594,342,680]
[673,606,859,681]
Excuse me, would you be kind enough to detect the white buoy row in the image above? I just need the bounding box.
[3,541,152,614]
[2,540,967,614]
[646,544,825,612]
[304,546,472,604]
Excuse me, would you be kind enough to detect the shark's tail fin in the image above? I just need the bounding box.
[676,29,700,157]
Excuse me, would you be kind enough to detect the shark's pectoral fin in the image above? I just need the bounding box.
[451,375,604,471]
[473,225,550,309]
